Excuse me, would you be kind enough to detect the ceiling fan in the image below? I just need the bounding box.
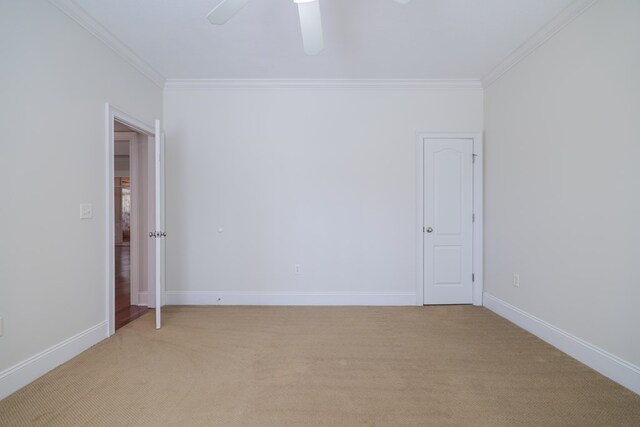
[208,0,411,55]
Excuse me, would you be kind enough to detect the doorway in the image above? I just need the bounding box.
[416,134,483,306]
[114,125,150,329]
[106,103,165,336]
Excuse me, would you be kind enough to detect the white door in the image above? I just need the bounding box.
[154,120,165,329]
[423,138,473,304]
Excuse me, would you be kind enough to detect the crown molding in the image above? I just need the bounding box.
[48,0,165,88]
[164,79,483,90]
[482,0,599,88]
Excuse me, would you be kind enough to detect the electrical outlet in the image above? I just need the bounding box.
[295,264,301,274]
[513,273,520,288]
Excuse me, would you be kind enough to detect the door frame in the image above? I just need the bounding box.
[415,133,483,306]
[105,103,156,336]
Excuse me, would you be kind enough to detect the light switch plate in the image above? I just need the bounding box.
[80,203,93,219]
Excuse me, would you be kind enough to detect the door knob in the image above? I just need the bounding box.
[426,227,433,233]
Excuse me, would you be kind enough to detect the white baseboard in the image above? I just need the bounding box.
[483,292,640,395]
[0,321,108,400]
[138,291,149,306]
[165,291,417,306]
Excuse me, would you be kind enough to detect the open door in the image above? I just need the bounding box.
[106,104,165,335]
[154,119,165,329]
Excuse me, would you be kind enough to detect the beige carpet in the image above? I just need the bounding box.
[1,306,639,426]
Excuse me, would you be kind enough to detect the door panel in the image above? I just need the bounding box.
[424,138,473,304]
[434,246,463,284]
[434,149,463,235]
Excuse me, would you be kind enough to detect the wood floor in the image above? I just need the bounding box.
[115,244,148,330]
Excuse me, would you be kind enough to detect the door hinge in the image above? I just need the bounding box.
[472,213,475,222]
[472,153,478,163]
[472,273,475,282]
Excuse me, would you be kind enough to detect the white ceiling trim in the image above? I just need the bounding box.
[48,0,166,88]
[482,0,599,88]
[164,79,483,90]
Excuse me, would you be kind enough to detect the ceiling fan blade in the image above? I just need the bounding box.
[295,0,324,55]
[207,0,251,25]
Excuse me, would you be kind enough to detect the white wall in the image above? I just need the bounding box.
[164,87,483,303]
[484,0,640,367]
[0,0,162,378]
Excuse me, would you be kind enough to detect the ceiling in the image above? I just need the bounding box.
[72,0,578,80]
